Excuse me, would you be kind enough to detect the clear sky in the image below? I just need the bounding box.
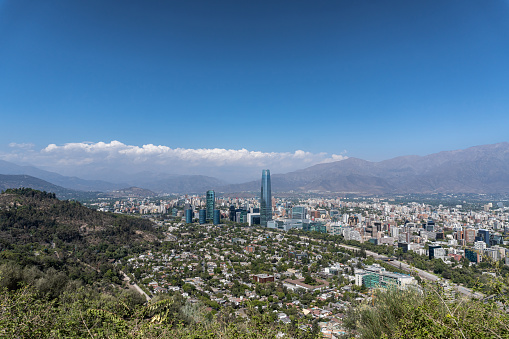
[1,0,508,181]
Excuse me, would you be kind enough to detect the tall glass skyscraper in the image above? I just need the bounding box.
[260,169,272,227]
[206,190,215,220]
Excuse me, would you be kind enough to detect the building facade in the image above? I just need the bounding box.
[206,190,215,221]
[213,209,220,225]
[355,264,416,289]
[260,169,272,227]
[199,209,206,224]
[252,274,275,283]
[185,209,193,224]
[229,205,236,221]
[292,206,307,219]
[478,229,490,248]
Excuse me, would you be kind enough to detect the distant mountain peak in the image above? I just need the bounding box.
[219,142,509,194]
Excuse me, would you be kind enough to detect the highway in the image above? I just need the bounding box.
[336,243,483,299]
[290,234,483,299]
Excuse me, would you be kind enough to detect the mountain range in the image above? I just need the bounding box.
[0,160,226,195]
[1,142,509,195]
[0,174,101,200]
[219,142,509,194]
[0,160,124,192]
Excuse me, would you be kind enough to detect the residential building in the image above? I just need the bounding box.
[252,274,275,283]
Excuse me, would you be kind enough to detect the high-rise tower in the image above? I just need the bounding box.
[206,190,215,220]
[260,169,272,227]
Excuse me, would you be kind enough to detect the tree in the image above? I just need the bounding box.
[303,275,317,285]
[343,282,509,339]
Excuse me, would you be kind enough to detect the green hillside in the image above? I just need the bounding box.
[0,188,160,290]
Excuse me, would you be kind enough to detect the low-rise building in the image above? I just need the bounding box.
[251,274,275,283]
[355,264,416,289]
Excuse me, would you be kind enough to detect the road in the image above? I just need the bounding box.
[290,235,483,299]
[336,243,484,299]
[120,270,151,302]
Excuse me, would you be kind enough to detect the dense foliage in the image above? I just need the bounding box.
[0,188,156,247]
[343,283,509,339]
[0,188,160,294]
[0,284,302,338]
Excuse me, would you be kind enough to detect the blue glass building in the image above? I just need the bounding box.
[260,169,272,227]
[213,209,220,225]
[206,190,215,220]
[478,229,490,248]
[185,209,193,224]
[292,206,307,219]
[199,209,207,224]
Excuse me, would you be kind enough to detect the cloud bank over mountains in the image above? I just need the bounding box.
[2,141,347,183]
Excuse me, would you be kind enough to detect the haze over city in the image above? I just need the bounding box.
[1,0,508,182]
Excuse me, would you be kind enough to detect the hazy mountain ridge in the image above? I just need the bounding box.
[0,174,101,199]
[0,160,126,191]
[218,142,509,194]
[0,160,228,194]
[2,142,509,195]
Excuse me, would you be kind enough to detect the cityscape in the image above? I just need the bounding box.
[71,168,506,337]
[1,1,509,338]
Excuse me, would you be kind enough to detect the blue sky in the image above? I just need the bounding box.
[1,0,509,181]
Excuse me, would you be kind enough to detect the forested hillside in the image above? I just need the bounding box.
[0,188,160,292]
[0,188,157,246]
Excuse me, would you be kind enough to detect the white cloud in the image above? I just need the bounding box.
[2,141,347,183]
[320,153,349,164]
[8,142,35,149]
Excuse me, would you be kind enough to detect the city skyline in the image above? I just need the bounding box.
[1,1,509,170]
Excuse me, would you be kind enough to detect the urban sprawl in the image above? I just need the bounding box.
[85,171,509,337]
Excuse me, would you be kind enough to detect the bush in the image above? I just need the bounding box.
[343,283,509,339]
